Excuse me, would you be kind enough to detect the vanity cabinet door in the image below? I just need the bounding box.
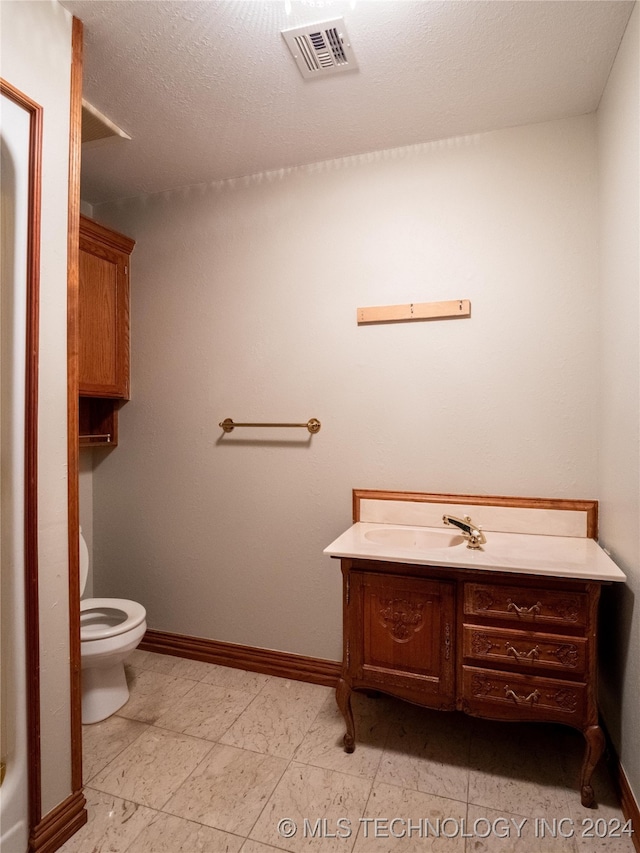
[348,571,455,708]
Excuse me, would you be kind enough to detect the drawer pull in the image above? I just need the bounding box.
[505,686,540,705]
[506,643,540,662]
[507,599,542,618]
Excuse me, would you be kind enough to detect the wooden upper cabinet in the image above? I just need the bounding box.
[79,215,135,399]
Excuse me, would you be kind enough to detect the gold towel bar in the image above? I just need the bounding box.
[219,418,321,434]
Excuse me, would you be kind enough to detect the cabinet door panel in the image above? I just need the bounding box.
[352,572,455,703]
[79,248,119,391]
[78,217,132,399]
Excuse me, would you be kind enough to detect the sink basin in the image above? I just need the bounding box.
[364,527,465,550]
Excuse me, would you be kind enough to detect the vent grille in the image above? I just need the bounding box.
[282,18,357,79]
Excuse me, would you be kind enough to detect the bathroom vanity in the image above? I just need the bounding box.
[325,490,626,808]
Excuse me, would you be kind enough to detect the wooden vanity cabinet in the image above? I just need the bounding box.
[78,215,135,446]
[336,558,604,808]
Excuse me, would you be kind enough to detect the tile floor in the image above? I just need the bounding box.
[59,650,635,853]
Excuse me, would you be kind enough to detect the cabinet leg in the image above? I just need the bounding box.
[336,677,355,753]
[580,725,605,808]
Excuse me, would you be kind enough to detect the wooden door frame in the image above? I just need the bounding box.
[0,73,43,838]
[67,8,85,825]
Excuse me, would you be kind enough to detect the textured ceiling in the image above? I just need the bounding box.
[60,0,635,205]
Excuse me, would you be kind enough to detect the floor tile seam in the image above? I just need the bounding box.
[369,776,471,810]
[462,724,473,803]
[151,737,219,813]
[291,754,384,785]
[371,763,472,805]
[88,734,218,812]
[304,690,336,740]
[108,798,167,853]
[82,721,152,783]
[465,796,553,824]
[349,776,379,853]
[219,750,293,844]
[216,735,304,762]
[83,782,167,821]
[83,781,165,853]
[83,783,253,852]
[133,809,250,851]
[246,756,371,853]
[144,696,257,741]
[365,718,394,781]
[219,704,331,761]
[285,756,383,788]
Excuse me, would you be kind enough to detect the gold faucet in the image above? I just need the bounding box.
[442,514,486,549]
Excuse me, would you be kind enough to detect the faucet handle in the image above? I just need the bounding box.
[442,513,486,549]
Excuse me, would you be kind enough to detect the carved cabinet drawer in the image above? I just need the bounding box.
[462,666,587,723]
[462,625,587,674]
[464,582,588,628]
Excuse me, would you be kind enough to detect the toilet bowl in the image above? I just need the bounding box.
[79,530,146,724]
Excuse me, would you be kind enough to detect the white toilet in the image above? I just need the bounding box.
[80,529,147,724]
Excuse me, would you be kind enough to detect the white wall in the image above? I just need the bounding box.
[94,114,599,662]
[0,0,73,815]
[597,2,640,806]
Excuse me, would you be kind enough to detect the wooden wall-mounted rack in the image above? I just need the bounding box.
[357,299,471,325]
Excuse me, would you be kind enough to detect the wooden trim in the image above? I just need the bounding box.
[603,723,640,852]
[139,629,341,687]
[1,76,44,834]
[79,214,135,255]
[67,16,84,801]
[29,791,87,853]
[352,489,599,539]
[616,764,640,853]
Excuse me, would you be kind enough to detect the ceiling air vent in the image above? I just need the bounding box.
[281,18,358,79]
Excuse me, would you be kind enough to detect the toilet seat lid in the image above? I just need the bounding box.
[80,597,146,640]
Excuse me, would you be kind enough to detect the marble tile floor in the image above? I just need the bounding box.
[59,650,635,853]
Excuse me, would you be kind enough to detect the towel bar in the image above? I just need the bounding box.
[219,418,321,434]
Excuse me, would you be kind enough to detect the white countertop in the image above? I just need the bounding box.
[324,522,627,582]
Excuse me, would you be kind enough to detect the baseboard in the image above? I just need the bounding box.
[606,747,640,853]
[139,629,341,688]
[29,790,86,853]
